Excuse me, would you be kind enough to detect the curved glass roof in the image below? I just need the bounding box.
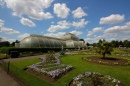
[20,33,86,48]
[61,33,80,41]
[20,34,66,48]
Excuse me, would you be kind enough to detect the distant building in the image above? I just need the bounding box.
[19,33,86,49]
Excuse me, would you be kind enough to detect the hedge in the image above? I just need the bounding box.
[0,47,78,58]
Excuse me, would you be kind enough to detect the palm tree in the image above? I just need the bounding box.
[96,40,113,59]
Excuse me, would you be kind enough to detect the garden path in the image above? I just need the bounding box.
[0,55,45,86]
[0,67,21,86]
[4,55,45,62]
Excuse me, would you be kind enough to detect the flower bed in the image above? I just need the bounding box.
[27,55,73,82]
[83,56,130,66]
[70,72,122,86]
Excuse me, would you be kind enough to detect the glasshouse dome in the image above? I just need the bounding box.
[19,33,86,48]
[61,33,80,41]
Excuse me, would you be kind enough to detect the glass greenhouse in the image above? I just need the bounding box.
[19,33,86,48]
[61,33,80,41]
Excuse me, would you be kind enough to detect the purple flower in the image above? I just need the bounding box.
[85,72,91,76]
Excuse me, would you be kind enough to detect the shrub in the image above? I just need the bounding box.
[71,72,122,86]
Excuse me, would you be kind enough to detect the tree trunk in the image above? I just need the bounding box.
[102,53,106,59]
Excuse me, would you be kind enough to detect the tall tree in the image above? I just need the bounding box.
[0,41,10,47]
[11,40,20,46]
[86,42,90,46]
[119,41,123,47]
[80,39,85,43]
[115,40,119,47]
[111,40,116,47]
[124,40,129,47]
[96,40,113,59]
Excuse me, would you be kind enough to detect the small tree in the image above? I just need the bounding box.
[46,51,55,62]
[96,40,113,59]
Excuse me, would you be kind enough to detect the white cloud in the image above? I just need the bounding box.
[85,38,94,43]
[0,0,5,7]
[85,35,106,44]
[104,22,130,33]
[0,36,16,42]
[100,14,125,24]
[85,22,130,43]
[47,25,68,32]
[72,7,87,18]
[4,0,53,20]
[70,30,83,36]
[1,27,20,34]
[51,21,54,24]
[87,31,93,37]
[0,19,20,34]
[18,33,30,39]
[0,36,3,42]
[44,31,82,39]
[47,20,70,32]
[48,19,89,32]
[20,17,36,27]
[93,27,103,32]
[0,19,4,28]
[72,19,89,28]
[44,32,66,38]
[87,27,103,36]
[121,36,130,41]
[53,3,70,18]
[58,20,71,26]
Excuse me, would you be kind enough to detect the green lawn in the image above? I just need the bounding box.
[9,53,130,86]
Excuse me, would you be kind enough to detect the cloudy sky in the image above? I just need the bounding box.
[0,0,130,43]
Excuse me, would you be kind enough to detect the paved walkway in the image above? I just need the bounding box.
[0,55,45,86]
[0,67,21,86]
[4,55,44,62]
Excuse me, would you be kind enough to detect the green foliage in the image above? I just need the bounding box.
[46,51,56,62]
[11,40,20,47]
[96,40,113,58]
[0,41,10,47]
[80,39,85,43]
[0,47,62,55]
[88,39,130,48]
[0,53,10,59]
[0,47,11,54]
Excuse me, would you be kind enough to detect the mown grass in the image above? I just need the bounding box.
[9,58,53,86]
[9,49,130,86]
[59,55,130,86]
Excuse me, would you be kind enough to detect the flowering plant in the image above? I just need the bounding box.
[27,55,73,79]
[71,72,122,86]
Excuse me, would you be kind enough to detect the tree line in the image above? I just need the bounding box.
[87,40,130,48]
[0,40,19,47]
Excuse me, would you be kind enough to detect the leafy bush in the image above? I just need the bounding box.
[71,72,122,86]
[0,47,11,54]
[0,53,10,59]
